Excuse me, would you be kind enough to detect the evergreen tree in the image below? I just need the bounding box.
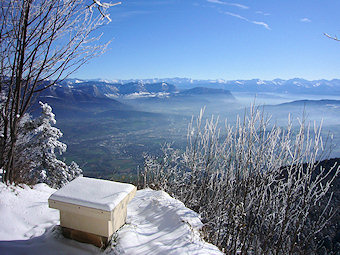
[13,102,82,188]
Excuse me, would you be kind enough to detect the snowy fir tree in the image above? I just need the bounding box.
[10,102,82,188]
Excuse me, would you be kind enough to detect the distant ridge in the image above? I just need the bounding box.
[65,78,340,95]
[34,82,166,119]
[117,82,177,95]
[276,99,340,107]
[35,78,340,119]
[56,79,235,100]
[178,87,234,97]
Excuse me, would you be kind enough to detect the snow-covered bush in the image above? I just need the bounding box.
[9,102,82,188]
[142,106,339,254]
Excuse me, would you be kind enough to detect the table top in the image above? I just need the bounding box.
[49,177,136,211]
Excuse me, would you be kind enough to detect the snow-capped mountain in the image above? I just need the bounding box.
[35,78,339,119]
[57,80,178,99]
[63,78,340,95]
[166,78,340,94]
[117,81,177,95]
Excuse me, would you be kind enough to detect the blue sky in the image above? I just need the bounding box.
[73,0,340,81]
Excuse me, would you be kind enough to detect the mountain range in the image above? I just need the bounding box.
[70,78,340,95]
[38,80,235,106]
[52,77,340,99]
[34,78,340,119]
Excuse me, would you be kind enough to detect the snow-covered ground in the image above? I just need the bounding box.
[0,182,222,255]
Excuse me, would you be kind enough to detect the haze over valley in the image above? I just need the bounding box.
[35,78,340,180]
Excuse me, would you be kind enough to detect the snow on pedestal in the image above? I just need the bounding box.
[48,177,136,247]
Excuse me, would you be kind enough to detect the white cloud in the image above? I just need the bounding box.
[229,3,249,9]
[252,21,271,30]
[300,17,311,23]
[225,11,248,21]
[207,0,270,30]
[225,11,271,30]
[207,0,249,9]
[256,11,270,16]
[207,0,224,3]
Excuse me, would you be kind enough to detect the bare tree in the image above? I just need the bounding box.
[142,107,339,254]
[324,33,340,42]
[0,0,120,184]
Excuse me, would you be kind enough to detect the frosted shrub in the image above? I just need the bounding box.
[142,106,339,254]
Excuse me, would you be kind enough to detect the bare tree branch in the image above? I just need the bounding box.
[324,33,340,42]
[0,0,118,184]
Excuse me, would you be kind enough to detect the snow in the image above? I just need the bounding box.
[216,79,226,84]
[41,95,60,99]
[0,183,58,241]
[99,79,113,83]
[124,92,151,99]
[0,182,223,255]
[49,177,135,211]
[105,93,119,98]
[115,189,221,254]
[124,92,170,99]
[256,79,265,85]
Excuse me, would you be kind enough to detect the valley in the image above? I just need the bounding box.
[36,78,340,180]
[57,114,189,180]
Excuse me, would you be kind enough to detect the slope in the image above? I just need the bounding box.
[0,182,222,255]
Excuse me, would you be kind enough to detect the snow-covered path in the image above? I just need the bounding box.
[115,189,221,254]
[0,183,222,255]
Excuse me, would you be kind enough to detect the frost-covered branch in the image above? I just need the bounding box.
[0,0,118,184]
[142,107,339,254]
[324,33,340,42]
[89,0,121,22]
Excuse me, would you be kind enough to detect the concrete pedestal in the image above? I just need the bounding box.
[48,177,136,248]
